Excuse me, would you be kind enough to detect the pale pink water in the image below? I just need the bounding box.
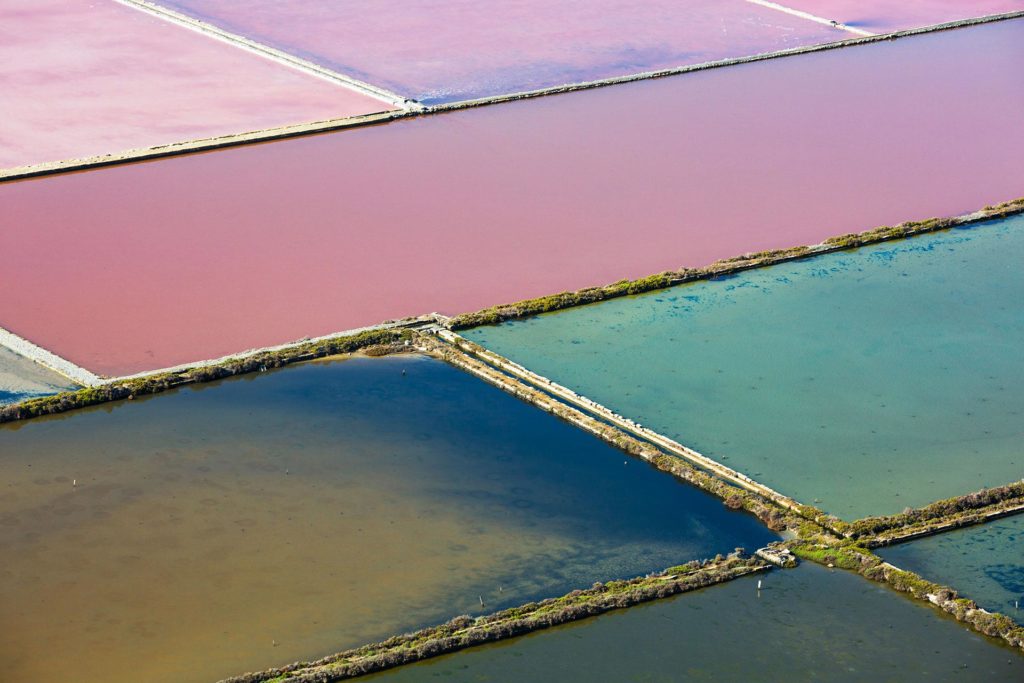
[2,20,1022,377]
[0,0,393,170]
[785,0,1023,33]
[160,0,847,103]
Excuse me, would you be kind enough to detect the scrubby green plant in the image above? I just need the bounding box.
[847,481,1024,540]
[0,328,406,424]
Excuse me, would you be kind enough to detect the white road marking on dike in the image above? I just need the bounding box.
[0,326,100,387]
[746,0,876,36]
[113,0,418,111]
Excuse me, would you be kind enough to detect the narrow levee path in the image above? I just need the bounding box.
[431,329,807,515]
[114,0,413,108]
[3,9,1022,181]
[218,555,775,683]
[0,325,99,387]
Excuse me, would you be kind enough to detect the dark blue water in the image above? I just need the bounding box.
[0,355,773,683]
[882,514,1024,616]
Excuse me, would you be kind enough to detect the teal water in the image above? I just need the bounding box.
[881,514,1024,616]
[466,217,1024,519]
[366,563,1024,682]
[0,355,773,683]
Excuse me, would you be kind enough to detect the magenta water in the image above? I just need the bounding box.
[158,0,847,103]
[2,19,1022,377]
[0,355,774,683]
[467,217,1024,519]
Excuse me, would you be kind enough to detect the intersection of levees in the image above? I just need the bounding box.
[0,355,774,683]
[2,19,1022,377]
[466,215,1024,519]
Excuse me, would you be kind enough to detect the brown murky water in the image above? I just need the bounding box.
[0,356,772,682]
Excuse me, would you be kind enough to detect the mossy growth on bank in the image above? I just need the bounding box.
[422,333,816,537]
[221,555,767,683]
[847,481,1024,542]
[0,328,412,425]
[788,539,1024,650]
[449,196,1024,330]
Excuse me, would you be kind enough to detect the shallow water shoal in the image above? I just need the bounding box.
[0,355,773,683]
[0,346,75,405]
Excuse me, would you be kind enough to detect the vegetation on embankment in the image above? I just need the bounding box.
[847,482,1024,545]
[428,334,1024,653]
[428,333,1024,653]
[789,540,1024,651]
[430,333,851,538]
[448,197,1024,329]
[220,555,768,683]
[418,334,820,536]
[0,328,412,425]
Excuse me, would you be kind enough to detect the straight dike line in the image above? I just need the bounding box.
[3,10,1021,182]
[105,314,444,383]
[430,11,1024,113]
[0,326,100,387]
[437,329,805,513]
[113,0,413,109]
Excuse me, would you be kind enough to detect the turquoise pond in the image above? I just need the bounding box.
[365,563,1024,683]
[466,216,1024,519]
[881,514,1024,616]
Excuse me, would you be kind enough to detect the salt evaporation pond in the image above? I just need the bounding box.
[0,346,75,405]
[157,0,846,103]
[881,514,1024,616]
[467,216,1024,519]
[365,563,1024,682]
[3,19,1023,377]
[0,0,391,171]
[0,355,773,683]
[784,0,1023,34]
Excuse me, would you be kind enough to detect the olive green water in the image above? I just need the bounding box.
[366,563,1023,682]
[0,355,773,683]
[466,217,1024,519]
[882,513,1024,616]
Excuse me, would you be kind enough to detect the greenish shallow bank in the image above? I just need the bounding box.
[364,563,1024,683]
[881,514,1024,616]
[0,346,75,405]
[466,216,1024,519]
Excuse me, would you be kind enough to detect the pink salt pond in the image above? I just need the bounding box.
[781,0,1023,34]
[158,0,849,103]
[2,19,1023,377]
[0,0,394,171]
